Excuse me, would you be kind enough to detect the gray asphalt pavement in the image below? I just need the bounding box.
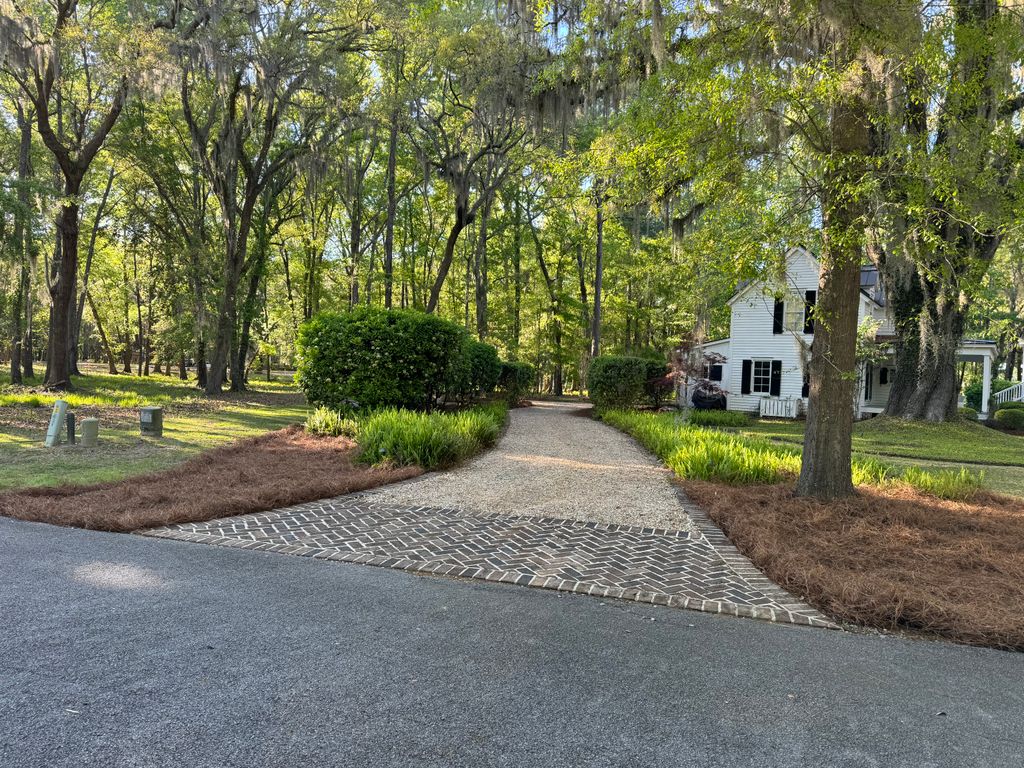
[1,517,1022,768]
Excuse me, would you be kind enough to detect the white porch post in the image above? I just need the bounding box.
[981,352,992,419]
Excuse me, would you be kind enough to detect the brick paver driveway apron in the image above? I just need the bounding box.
[144,402,831,627]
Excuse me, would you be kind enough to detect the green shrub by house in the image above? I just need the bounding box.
[296,308,467,411]
[995,408,1024,430]
[996,401,1024,412]
[965,376,1013,411]
[587,356,649,410]
[958,406,979,420]
[498,361,535,403]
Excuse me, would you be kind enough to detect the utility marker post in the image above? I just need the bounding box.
[44,400,69,448]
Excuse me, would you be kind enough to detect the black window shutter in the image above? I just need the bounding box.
[803,290,816,334]
[741,360,752,394]
[770,360,782,396]
[801,373,810,398]
[773,299,785,334]
[710,364,723,382]
[880,367,888,385]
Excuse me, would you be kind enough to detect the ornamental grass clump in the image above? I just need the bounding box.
[357,404,507,470]
[306,407,360,439]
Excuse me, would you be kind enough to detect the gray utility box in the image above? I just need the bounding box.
[140,406,163,437]
[81,418,99,447]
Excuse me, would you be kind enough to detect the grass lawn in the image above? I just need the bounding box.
[0,365,309,490]
[740,415,1024,496]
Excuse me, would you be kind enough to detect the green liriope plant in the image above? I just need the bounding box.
[601,409,981,500]
[686,409,751,428]
[356,403,507,470]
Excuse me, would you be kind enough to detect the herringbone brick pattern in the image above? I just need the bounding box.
[144,495,832,628]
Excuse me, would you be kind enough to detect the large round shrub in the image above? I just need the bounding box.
[995,408,1024,430]
[996,401,1024,412]
[498,361,535,403]
[296,308,467,410]
[587,355,650,410]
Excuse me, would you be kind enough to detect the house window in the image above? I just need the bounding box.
[804,290,816,334]
[752,360,772,393]
[704,363,723,382]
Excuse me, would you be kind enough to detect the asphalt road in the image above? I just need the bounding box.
[1,517,1022,768]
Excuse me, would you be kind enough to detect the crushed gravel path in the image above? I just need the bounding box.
[362,401,698,532]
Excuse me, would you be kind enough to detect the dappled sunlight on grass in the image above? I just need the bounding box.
[0,370,308,490]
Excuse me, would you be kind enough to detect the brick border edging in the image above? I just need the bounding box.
[141,490,835,629]
[141,526,834,628]
[667,483,832,623]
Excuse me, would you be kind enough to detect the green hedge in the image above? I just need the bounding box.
[965,377,1013,411]
[996,401,1024,412]
[958,406,979,420]
[995,408,1024,430]
[296,308,498,411]
[468,341,502,395]
[588,355,670,410]
[499,361,535,403]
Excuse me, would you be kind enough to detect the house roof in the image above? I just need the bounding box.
[727,247,886,308]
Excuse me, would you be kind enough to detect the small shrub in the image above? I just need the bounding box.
[357,403,507,470]
[958,406,979,420]
[995,408,1024,430]
[687,409,750,428]
[587,356,649,410]
[900,467,981,501]
[306,407,360,438]
[498,361,535,404]
[296,307,467,411]
[996,401,1024,412]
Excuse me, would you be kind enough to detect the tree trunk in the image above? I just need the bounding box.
[383,100,400,309]
[45,195,81,390]
[589,196,604,358]
[426,214,469,313]
[796,93,872,501]
[71,167,115,377]
[473,199,492,340]
[86,292,118,374]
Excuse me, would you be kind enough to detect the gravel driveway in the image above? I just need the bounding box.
[363,401,697,531]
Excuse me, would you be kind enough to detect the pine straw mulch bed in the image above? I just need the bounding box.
[0,426,420,533]
[684,480,1024,651]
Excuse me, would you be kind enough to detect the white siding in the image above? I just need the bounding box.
[716,247,894,415]
[723,249,821,413]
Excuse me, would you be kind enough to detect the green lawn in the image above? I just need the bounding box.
[740,415,1024,496]
[0,368,308,490]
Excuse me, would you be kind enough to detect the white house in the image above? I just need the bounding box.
[691,246,1006,420]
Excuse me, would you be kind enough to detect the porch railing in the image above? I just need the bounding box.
[759,398,799,419]
[995,382,1024,405]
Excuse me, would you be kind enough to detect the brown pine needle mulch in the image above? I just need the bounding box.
[0,426,420,533]
[685,480,1024,650]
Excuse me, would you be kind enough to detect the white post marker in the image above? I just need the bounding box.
[44,399,69,448]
